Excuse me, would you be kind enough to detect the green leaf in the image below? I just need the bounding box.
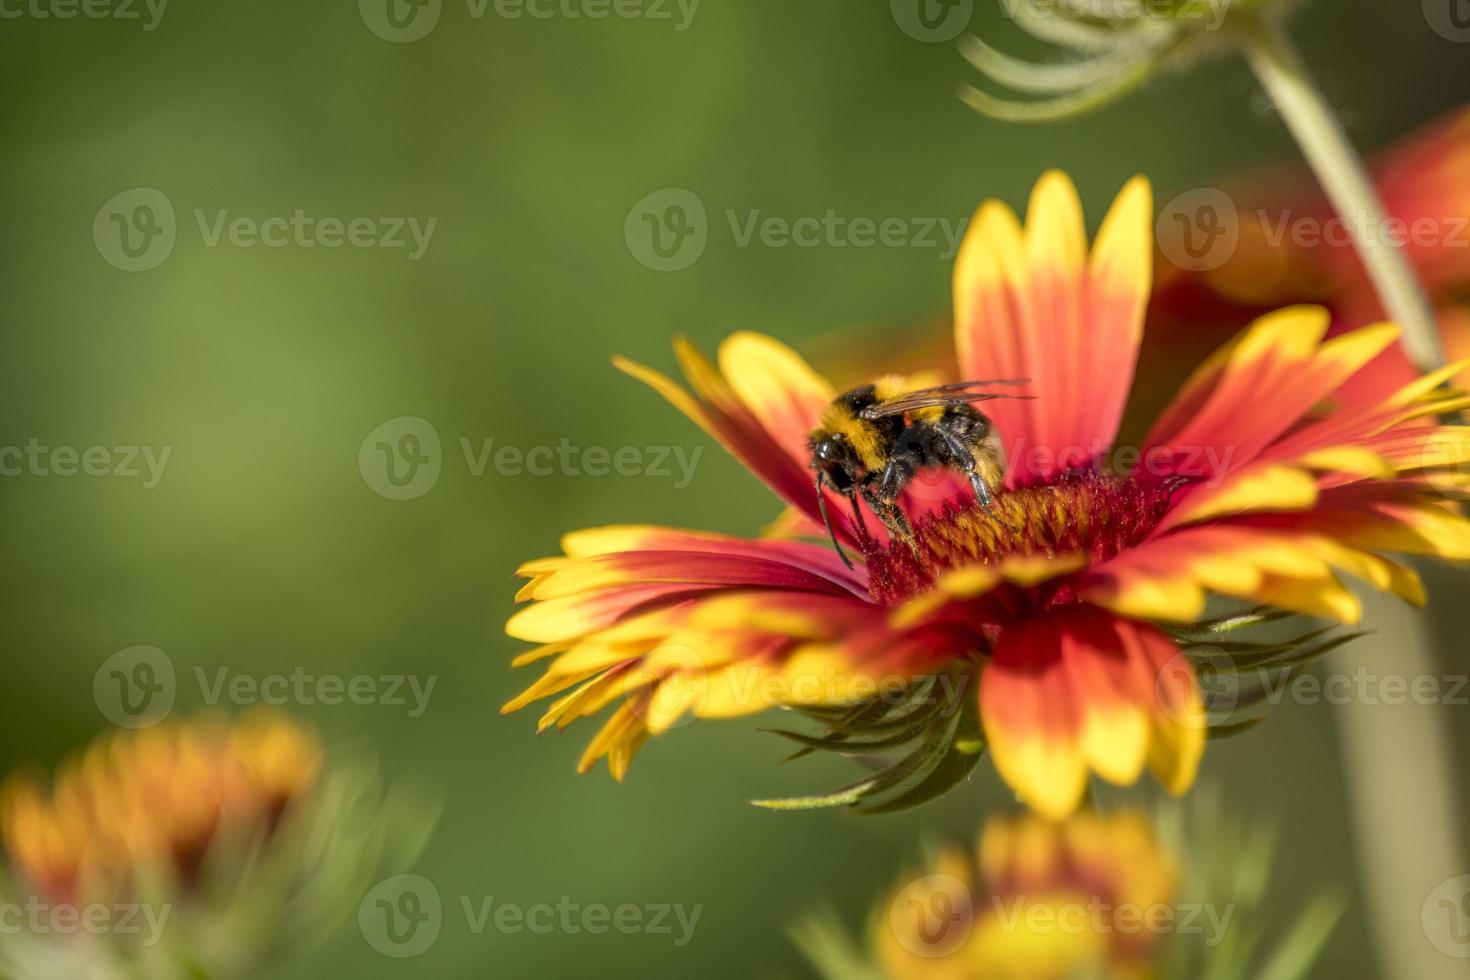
[1207,715,1270,739]
[1006,4,1127,51]
[789,910,885,980]
[1185,605,1294,635]
[754,673,977,812]
[1252,894,1346,980]
[749,778,882,811]
[959,35,1142,94]
[959,46,1171,123]
[763,715,941,758]
[855,690,983,815]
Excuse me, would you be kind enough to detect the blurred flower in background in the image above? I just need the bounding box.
[0,712,435,980]
[795,799,1341,980]
[1149,103,1470,411]
[505,170,1470,819]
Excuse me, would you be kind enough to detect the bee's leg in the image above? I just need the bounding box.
[868,455,917,545]
[966,469,995,510]
[934,428,995,510]
[858,482,910,547]
[933,424,1025,535]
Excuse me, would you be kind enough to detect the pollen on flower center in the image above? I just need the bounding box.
[863,472,1173,606]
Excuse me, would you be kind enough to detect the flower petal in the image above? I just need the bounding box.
[981,606,1202,820]
[615,345,866,549]
[718,331,835,466]
[955,172,1151,483]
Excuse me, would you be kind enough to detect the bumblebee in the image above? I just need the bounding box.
[808,377,1031,567]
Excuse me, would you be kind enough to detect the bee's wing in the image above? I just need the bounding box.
[859,379,1034,419]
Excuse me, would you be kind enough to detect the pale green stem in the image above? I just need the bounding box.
[1234,9,1445,371]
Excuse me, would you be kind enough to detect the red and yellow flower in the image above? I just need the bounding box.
[504,170,1470,819]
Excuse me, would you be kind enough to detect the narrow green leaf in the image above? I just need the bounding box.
[763,716,936,757]
[1207,715,1269,739]
[1186,605,1294,635]
[959,47,1170,123]
[959,35,1141,93]
[855,696,983,815]
[1252,894,1346,980]
[750,777,881,811]
[1006,4,1125,51]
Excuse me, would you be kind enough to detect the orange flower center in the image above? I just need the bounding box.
[863,472,1172,606]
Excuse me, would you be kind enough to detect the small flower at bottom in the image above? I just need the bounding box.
[0,711,437,980]
[794,801,1341,980]
[504,170,1470,820]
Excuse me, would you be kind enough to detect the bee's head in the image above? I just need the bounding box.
[809,431,858,491]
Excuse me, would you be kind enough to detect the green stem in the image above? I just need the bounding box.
[1233,15,1466,980]
[1234,9,1445,371]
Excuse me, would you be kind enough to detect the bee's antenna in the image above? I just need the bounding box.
[815,472,854,570]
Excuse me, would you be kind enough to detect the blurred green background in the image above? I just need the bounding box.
[2,0,1469,976]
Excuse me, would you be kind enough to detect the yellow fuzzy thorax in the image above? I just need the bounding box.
[813,375,939,472]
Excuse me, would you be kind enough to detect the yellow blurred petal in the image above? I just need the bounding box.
[1251,572,1363,624]
[1078,703,1149,787]
[1299,446,1395,478]
[1166,464,1319,526]
[1086,574,1207,623]
[986,729,1088,822]
[1088,174,1153,343]
[1026,169,1087,277]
